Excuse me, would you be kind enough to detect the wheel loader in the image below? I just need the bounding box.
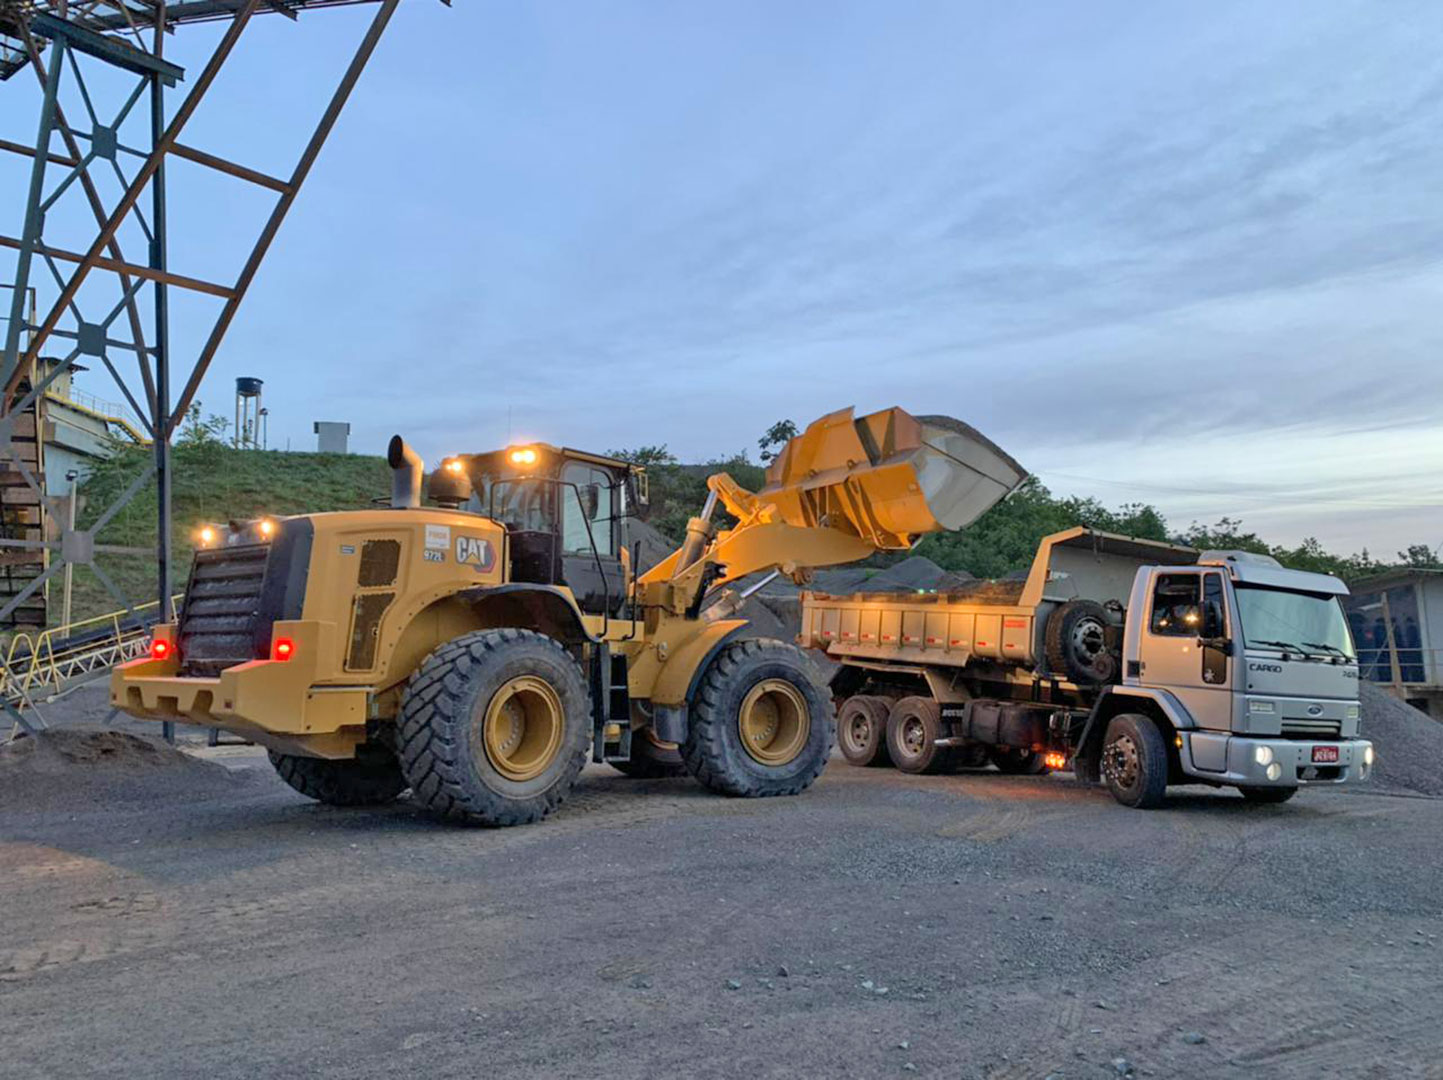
[110,406,1025,825]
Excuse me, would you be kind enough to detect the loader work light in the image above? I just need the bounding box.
[259,518,276,539]
[507,446,539,468]
[195,524,219,548]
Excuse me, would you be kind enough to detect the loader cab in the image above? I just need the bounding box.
[460,444,647,616]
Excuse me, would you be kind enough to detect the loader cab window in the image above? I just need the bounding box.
[560,461,615,556]
[1149,573,1202,637]
[484,477,553,534]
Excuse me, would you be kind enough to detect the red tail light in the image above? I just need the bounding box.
[272,638,295,662]
[150,638,173,661]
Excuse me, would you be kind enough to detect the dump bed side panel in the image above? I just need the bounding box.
[801,593,1037,669]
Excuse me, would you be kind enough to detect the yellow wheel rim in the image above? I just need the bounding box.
[738,678,810,766]
[482,675,564,782]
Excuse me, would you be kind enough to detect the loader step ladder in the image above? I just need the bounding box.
[0,380,48,628]
[590,643,633,763]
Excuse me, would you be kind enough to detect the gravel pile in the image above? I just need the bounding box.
[1360,683,1443,796]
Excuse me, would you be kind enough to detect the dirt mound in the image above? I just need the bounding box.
[1360,683,1443,796]
[0,728,245,810]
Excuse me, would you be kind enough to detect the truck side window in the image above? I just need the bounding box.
[1150,573,1202,636]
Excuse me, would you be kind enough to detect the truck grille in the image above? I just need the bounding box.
[177,545,269,677]
[1281,717,1342,739]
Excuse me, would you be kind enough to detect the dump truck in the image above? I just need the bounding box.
[803,527,1375,807]
[110,406,1026,826]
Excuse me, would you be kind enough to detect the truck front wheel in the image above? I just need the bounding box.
[268,748,407,807]
[837,695,893,767]
[886,696,951,775]
[683,639,834,798]
[1100,713,1168,809]
[397,628,591,826]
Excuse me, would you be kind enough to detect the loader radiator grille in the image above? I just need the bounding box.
[177,545,269,677]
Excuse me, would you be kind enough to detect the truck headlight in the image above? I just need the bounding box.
[1248,699,1275,714]
[1266,762,1283,781]
[1254,746,1275,767]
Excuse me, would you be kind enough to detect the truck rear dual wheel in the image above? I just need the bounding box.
[397,628,591,826]
[268,748,408,807]
[1100,713,1168,809]
[683,639,834,798]
[837,695,893,767]
[886,696,953,775]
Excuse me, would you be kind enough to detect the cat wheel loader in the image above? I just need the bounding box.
[111,406,1024,826]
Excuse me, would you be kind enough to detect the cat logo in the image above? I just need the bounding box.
[454,535,495,572]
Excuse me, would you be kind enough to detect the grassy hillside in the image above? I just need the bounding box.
[70,443,390,622]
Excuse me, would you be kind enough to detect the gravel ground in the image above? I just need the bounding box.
[2,696,1441,1079]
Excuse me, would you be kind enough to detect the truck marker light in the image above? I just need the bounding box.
[1363,745,1375,767]
[1175,735,1183,749]
[273,638,296,661]
[150,638,173,661]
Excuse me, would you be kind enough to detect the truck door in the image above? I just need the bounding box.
[1136,569,1234,732]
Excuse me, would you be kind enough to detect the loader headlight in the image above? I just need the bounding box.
[1253,746,1275,767]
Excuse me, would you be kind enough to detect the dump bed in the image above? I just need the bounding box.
[800,527,1198,673]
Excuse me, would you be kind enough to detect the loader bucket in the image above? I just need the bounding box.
[758,407,1026,549]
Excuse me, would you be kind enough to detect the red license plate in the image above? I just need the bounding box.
[1312,746,1340,764]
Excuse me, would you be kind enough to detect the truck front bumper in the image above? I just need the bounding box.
[108,621,368,758]
[1180,732,1374,788]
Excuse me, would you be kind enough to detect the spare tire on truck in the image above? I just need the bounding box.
[836,695,893,767]
[1045,599,1116,683]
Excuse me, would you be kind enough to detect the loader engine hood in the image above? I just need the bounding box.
[757,406,1026,546]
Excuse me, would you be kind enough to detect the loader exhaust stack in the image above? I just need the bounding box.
[387,435,424,510]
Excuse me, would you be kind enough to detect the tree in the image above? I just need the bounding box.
[758,419,798,463]
[1398,543,1442,569]
[607,444,676,467]
[177,402,231,447]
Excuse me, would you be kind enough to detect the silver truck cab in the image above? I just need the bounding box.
[1118,550,1373,790]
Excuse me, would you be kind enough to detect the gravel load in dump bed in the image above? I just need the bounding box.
[1360,683,1443,796]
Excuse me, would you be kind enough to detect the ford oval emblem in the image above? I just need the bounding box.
[1307,704,1324,717]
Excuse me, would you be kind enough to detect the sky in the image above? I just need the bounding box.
[3,0,1441,557]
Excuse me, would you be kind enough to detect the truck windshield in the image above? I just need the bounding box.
[1234,584,1355,658]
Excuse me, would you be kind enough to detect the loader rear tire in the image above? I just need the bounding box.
[268,748,407,807]
[683,639,833,798]
[837,694,893,767]
[885,696,951,775]
[397,628,591,826]
[610,732,687,779]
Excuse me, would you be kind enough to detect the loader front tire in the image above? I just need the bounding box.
[397,628,590,826]
[268,748,407,807]
[683,639,833,798]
